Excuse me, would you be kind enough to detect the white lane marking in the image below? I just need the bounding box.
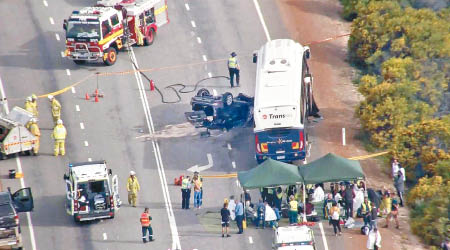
[318,222,329,250]
[196,37,202,44]
[187,153,213,172]
[49,17,54,25]
[61,51,65,58]
[75,105,80,112]
[88,158,92,162]
[202,55,207,61]
[208,72,213,78]
[227,143,232,150]
[1,77,37,250]
[80,123,85,130]
[236,179,240,187]
[103,233,107,240]
[342,128,346,146]
[84,141,89,147]
[55,34,60,41]
[185,3,190,10]
[191,20,196,28]
[128,47,181,250]
[66,69,71,76]
[71,87,76,93]
[43,0,48,6]
[249,236,253,244]
[232,161,236,169]
[252,0,271,41]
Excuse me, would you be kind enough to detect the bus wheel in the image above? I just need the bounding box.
[74,60,86,65]
[144,29,155,46]
[103,47,117,66]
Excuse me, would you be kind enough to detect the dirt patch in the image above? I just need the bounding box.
[275,0,427,249]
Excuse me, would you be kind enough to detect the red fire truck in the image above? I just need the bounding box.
[63,0,168,65]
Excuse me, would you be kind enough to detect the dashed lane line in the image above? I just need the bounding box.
[202,55,207,62]
[197,37,202,44]
[43,0,48,6]
[184,3,190,10]
[232,161,236,169]
[71,87,76,93]
[103,233,107,240]
[88,158,92,162]
[84,141,89,147]
[66,69,71,76]
[227,143,231,150]
[75,105,80,111]
[55,34,60,41]
[191,20,196,28]
[208,72,212,78]
[249,236,253,244]
[49,17,54,25]
[80,123,85,130]
[60,51,65,58]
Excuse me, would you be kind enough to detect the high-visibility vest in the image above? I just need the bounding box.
[53,125,67,140]
[30,123,40,137]
[140,212,150,227]
[228,57,237,69]
[361,201,371,214]
[181,178,189,189]
[25,101,34,114]
[52,99,61,116]
[276,192,283,200]
[289,200,298,211]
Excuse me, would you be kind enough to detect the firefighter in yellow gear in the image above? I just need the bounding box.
[30,94,38,117]
[127,171,140,207]
[29,118,40,155]
[24,96,34,115]
[48,95,61,125]
[51,119,67,156]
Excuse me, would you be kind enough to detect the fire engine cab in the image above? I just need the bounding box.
[63,160,121,222]
[63,0,168,65]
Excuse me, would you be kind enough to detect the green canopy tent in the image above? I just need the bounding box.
[299,153,365,184]
[237,158,302,189]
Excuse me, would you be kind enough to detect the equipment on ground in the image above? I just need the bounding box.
[272,225,316,250]
[0,107,38,160]
[0,180,34,250]
[184,88,254,136]
[63,160,121,222]
[63,0,169,65]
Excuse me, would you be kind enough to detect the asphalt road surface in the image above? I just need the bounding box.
[0,0,350,249]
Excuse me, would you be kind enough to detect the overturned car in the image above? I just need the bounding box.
[185,88,254,135]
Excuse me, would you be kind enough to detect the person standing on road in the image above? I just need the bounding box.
[227,52,240,88]
[235,198,244,234]
[370,203,378,230]
[51,119,67,156]
[30,94,38,117]
[24,96,34,115]
[288,195,298,225]
[48,95,61,125]
[221,202,231,238]
[360,197,372,228]
[383,199,400,229]
[228,195,236,221]
[127,171,140,207]
[391,158,400,180]
[29,118,40,155]
[193,175,202,209]
[366,228,381,250]
[181,175,191,209]
[344,184,355,219]
[194,171,203,208]
[394,170,405,207]
[140,207,154,243]
[329,202,342,236]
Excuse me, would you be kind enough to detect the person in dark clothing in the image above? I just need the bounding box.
[255,199,266,228]
[344,184,355,219]
[305,198,314,215]
[266,188,275,207]
[221,203,231,237]
[394,170,405,207]
[329,202,342,236]
[244,190,252,208]
[274,187,283,211]
[370,203,378,230]
[287,185,296,199]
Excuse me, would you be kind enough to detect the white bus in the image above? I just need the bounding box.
[253,39,317,163]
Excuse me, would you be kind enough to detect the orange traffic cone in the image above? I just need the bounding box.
[95,93,99,102]
[85,93,90,100]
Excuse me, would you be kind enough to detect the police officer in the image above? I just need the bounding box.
[181,175,191,209]
[228,52,240,88]
[140,207,154,243]
[29,118,40,155]
[51,119,67,156]
[48,95,61,125]
[127,171,140,207]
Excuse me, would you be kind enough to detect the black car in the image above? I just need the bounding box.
[185,88,254,135]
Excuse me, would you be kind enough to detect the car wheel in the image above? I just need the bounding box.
[143,28,155,46]
[103,47,117,66]
[222,92,233,106]
[196,88,210,97]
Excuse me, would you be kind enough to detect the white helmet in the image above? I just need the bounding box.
[30,118,37,123]
[47,95,54,100]
[130,170,136,176]
[57,119,63,125]
[26,96,32,102]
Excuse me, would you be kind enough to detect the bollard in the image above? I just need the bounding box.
[150,80,155,91]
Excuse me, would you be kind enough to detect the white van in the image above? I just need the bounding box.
[273,226,316,250]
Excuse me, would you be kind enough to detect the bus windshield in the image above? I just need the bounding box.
[66,22,100,39]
